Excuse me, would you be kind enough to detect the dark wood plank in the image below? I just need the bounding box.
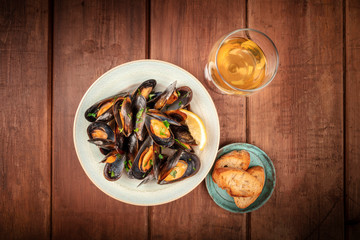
[247,0,344,239]
[52,0,147,239]
[150,0,247,239]
[0,0,50,239]
[346,0,360,238]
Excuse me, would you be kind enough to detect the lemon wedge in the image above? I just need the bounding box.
[179,109,207,150]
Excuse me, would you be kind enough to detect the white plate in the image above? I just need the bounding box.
[73,60,220,206]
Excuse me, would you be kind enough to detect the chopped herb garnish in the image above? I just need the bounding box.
[145,160,149,167]
[150,159,153,166]
[175,139,189,149]
[113,96,118,101]
[163,120,170,129]
[158,153,164,160]
[124,160,129,172]
[136,119,143,123]
[189,158,192,161]
[136,108,144,120]
[193,167,196,171]
[87,113,96,118]
[148,93,156,100]
[177,91,181,97]
[160,127,166,136]
[142,173,146,178]
[118,127,123,133]
[134,128,139,132]
[111,171,115,178]
[116,153,121,158]
[128,160,132,167]
[146,107,150,112]
[170,170,177,178]
[127,113,132,120]
[138,89,141,95]
[154,150,157,153]
[178,100,183,107]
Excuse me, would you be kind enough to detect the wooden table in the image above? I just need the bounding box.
[1,0,359,239]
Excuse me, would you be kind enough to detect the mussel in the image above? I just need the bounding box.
[113,96,133,137]
[148,81,177,110]
[87,122,116,149]
[147,109,181,126]
[145,115,175,147]
[103,152,126,181]
[166,86,193,110]
[164,110,187,123]
[132,79,157,100]
[170,125,196,145]
[158,151,200,184]
[85,93,127,122]
[132,95,147,141]
[130,137,154,179]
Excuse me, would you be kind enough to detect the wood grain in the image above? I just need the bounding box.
[247,0,344,239]
[52,0,147,239]
[345,0,360,238]
[150,0,247,239]
[0,0,50,239]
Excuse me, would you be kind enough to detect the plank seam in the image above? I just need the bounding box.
[48,0,54,239]
[343,0,347,239]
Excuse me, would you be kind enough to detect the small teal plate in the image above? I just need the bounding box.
[205,143,276,213]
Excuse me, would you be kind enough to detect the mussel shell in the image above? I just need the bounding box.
[99,148,111,156]
[166,86,193,111]
[84,93,127,122]
[158,151,199,184]
[164,110,187,123]
[145,115,175,147]
[127,132,139,154]
[113,97,126,134]
[120,96,133,137]
[103,153,126,181]
[132,95,147,141]
[132,79,157,100]
[130,137,154,180]
[88,138,116,150]
[87,122,115,142]
[147,109,181,126]
[148,81,177,110]
[170,125,196,145]
[157,149,183,184]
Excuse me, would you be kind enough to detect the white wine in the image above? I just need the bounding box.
[208,37,267,93]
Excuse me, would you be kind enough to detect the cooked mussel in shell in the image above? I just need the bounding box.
[145,115,175,147]
[158,151,200,184]
[132,79,157,100]
[130,137,154,179]
[103,152,126,181]
[85,93,127,122]
[87,122,116,149]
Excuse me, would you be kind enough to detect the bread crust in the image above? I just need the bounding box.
[214,150,250,171]
[234,166,265,208]
[212,167,262,197]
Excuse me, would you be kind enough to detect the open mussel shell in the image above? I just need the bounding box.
[103,153,126,181]
[147,109,181,126]
[133,95,147,141]
[132,79,157,100]
[145,115,175,147]
[85,93,127,122]
[118,96,134,137]
[158,151,199,184]
[164,110,187,123]
[157,149,183,184]
[148,81,177,110]
[170,125,196,145]
[87,122,115,141]
[166,86,193,111]
[130,137,154,180]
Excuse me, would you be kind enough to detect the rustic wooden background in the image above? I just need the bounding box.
[1,0,359,239]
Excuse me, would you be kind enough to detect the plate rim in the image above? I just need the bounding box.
[73,59,220,206]
[205,142,276,213]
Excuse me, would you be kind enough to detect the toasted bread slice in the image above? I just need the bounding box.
[214,150,250,171]
[212,167,262,197]
[234,166,265,208]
